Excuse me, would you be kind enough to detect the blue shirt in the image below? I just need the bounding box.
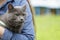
[0,0,35,40]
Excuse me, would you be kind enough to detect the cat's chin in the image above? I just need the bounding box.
[7,20,23,26]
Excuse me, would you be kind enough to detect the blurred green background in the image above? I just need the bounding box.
[35,15,60,40]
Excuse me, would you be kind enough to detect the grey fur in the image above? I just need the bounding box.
[0,4,27,33]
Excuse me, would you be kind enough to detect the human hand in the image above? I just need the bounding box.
[0,26,5,37]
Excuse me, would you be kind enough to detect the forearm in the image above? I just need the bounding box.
[1,28,34,40]
[1,29,13,40]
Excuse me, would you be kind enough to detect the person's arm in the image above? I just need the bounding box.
[0,0,35,40]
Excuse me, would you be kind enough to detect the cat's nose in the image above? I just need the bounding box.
[20,19,24,22]
[21,19,23,21]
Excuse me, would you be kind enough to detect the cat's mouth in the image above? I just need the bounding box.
[8,20,24,25]
[15,22,23,25]
[15,20,24,24]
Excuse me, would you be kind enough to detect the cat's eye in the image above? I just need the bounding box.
[22,14,25,16]
[15,14,19,16]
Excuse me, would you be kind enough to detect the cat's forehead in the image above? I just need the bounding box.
[14,6,23,12]
[14,6,22,8]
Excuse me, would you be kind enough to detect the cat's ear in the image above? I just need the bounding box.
[22,5,26,12]
[8,3,14,10]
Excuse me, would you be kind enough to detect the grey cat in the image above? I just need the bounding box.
[0,4,27,33]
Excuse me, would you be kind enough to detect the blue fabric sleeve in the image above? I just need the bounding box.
[1,0,35,40]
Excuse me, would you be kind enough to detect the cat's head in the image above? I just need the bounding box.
[7,3,27,26]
